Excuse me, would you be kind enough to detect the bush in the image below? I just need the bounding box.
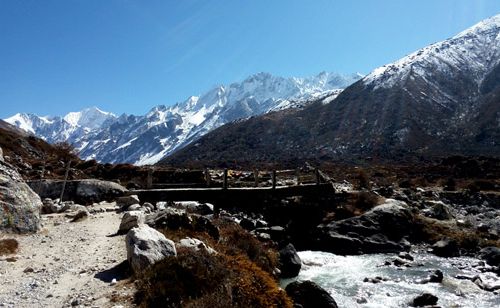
[216,222,278,274]
[353,191,381,211]
[52,141,78,162]
[135,249,292,308]
[0,239,19,256]
[355,169,371,190]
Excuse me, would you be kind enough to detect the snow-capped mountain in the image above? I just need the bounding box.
[6,107,117,144]
[163,14,500,166]
[5,72,361,165]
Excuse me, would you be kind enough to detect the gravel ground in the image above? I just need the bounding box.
[0,203,135,308]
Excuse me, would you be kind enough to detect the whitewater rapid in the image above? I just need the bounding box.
[282,250,500,307]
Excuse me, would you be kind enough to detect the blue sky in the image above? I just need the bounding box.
[1,0,499,119]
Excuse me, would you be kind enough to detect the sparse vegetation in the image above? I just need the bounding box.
[413,215,499,251]
[135,222,290,308]
[135,248,292,308]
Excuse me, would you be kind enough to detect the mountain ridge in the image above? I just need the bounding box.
[5,72,361,165]
[162,14,500,167]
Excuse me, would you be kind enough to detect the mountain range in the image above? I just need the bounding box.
[5,72,361,165]
[163,14,500,167]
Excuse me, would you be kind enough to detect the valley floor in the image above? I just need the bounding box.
[0,203,134,308]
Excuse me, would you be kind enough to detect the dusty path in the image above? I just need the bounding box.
[0,203,134,308]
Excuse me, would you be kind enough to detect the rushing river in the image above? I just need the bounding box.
[281,250,500,308]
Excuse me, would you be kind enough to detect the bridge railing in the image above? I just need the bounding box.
[146,167,331,190]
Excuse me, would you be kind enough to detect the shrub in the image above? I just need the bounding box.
[135,249,230,307]
[355,169,371,190]
[52,141,78,162]
[135,249,292,308]
[353,191,382,212]
[0,239,19,256]
[216,222,278,274]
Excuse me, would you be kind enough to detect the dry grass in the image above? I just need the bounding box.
[413,215,500,250]
[160,219,279,275]
[0,239,19,256]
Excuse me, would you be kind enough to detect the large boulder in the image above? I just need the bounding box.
[279,243,302,278]
[285,280,338,308]
[479,246,500,266]
[432,238,459,257]
[116,195,140,210]
[425,200,454,220]
[125,225,177,273]
[0,161,42,233]
[411,293,438,307]
[28,179,127,205]
[118,211,145,234]
[317,199,414,254]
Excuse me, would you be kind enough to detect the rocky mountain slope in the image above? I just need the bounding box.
[5,72,361,165]
[162,14,500,167]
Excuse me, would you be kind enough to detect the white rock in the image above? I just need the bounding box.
[125,225,176,273]
[177,237,216,254]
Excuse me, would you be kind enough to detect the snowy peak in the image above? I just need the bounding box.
[63,107,116,129]
[5,113,39,134]
[363,14,500,90]
[454,13,500,38]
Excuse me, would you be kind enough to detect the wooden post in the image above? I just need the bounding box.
[41,159,46,180]
[223,169,228,190]
[205,168,211,187]
[272,170,276,189]
[315,168,320,186]
[59,160,71,204]
[253,169,259,187]
[146,167,154,189]
[37,159,46,195]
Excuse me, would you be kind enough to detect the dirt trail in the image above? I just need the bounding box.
[0,203,134,308]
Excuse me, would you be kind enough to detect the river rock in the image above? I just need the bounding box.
[116,195,140,210]
[177,237,216,254]
[317,199,414,254]
[0,146,4,162]
[70,209,90,222]
[146,209,220,240]
[126,204,142,211]
[142,202,155,212]
[118,211,145,234]
[285,280,338,308]
[426,200,454,220]
[145,208,192,230]
[240,217,257,230]
[279,243,302,278]
[0,160,42,232]
[41,198,63,214]
[174,201,214,215]
[28,179,127,205]
[125,225,177,273]
[432,238,459,257]
[411,293,438,307]
[479,246,500,266]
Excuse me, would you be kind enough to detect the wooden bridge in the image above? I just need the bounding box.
[126,182,337,204]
